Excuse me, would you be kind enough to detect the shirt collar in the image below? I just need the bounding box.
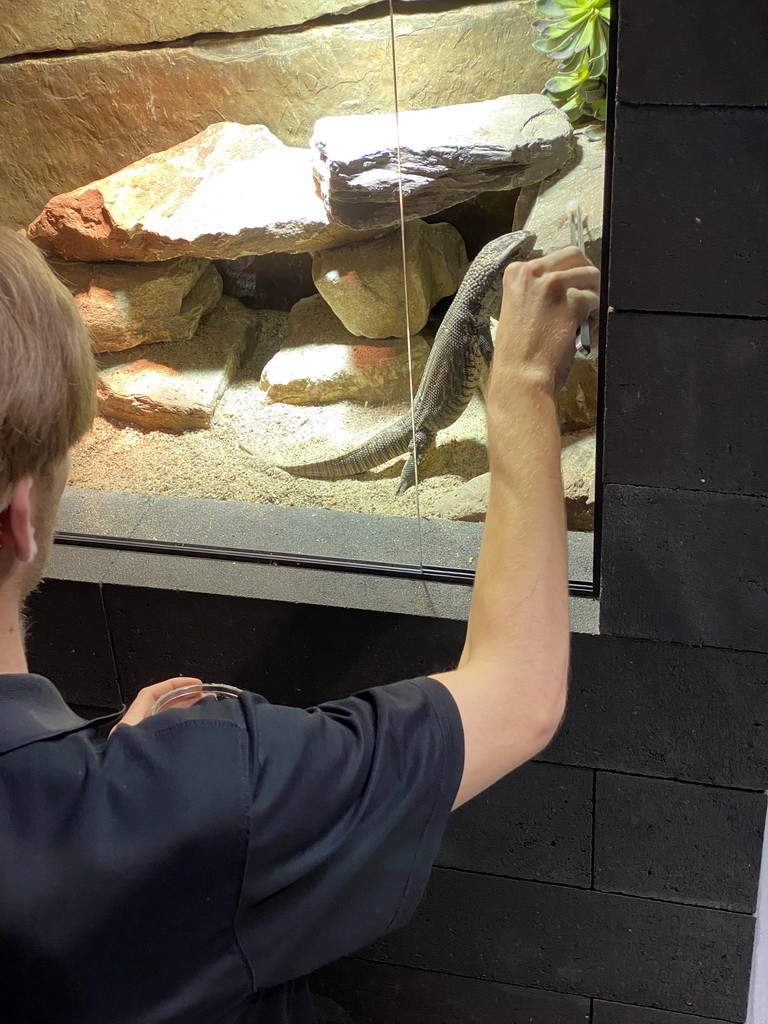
[0,673,123,754]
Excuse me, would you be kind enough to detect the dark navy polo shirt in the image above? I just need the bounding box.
[0,673,463,1024]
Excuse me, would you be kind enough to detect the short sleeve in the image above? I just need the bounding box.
[235,676,463,988]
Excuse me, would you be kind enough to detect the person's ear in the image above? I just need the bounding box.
[0,477,38,564]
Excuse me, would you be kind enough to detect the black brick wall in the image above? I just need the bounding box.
[23,0,768,1021]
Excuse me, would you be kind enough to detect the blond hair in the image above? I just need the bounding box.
[0,228,95,497]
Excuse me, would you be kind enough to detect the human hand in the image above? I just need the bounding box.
[492,246,600,399]
[109,676,203,734]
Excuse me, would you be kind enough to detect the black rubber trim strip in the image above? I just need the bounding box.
[54,531,596,597]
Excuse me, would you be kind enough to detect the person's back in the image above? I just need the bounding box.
[0,675,462,1023]
[0,227,598,1021]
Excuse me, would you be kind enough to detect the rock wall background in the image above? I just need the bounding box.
[0,0,550,229]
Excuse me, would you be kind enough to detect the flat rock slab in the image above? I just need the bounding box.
[312,220,467,338]
[261,294,431,405]
[561,430,596,530]
[0,2,550,229]
[51,256,222,352]
[524,130,606,267]
[313,94,574,229]
[97,296,258,431]
[29,123,380,262]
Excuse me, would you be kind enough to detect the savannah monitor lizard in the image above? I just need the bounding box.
[280,229,536,494]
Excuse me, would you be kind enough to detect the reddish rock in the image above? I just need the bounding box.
[96,296,257,430]
[51,256,222,352]
[28,123,380,263]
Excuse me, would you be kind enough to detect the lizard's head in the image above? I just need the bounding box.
[478,230,537,269]
[470,230,537,315]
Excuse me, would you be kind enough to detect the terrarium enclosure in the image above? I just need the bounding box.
[0,0,609,576]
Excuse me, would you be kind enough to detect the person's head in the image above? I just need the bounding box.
[0,228,95,602]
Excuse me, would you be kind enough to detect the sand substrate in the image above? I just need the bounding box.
[70,311,490,519]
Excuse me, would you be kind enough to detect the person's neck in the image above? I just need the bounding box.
[0,587,28,675]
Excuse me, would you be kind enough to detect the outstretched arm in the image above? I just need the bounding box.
[432,247,599,808]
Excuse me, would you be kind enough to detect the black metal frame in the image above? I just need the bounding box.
[590,0,619,599]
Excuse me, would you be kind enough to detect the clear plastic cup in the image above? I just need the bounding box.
[149,682,243,716]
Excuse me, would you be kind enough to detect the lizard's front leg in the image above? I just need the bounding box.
[396,428,435,495]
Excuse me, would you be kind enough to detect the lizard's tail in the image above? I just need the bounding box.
[279,413,413,481]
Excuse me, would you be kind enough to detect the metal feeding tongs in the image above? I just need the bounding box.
[567,203,591,356]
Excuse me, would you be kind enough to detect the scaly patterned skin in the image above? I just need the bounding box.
[280,230,536,494]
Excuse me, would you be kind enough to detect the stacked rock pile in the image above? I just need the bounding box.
[25,95,604,527]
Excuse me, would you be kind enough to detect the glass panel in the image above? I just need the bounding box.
[25,0,610,584]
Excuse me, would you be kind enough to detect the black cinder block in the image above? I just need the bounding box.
[545,633,768,790]
[310,959,590,1024]
[593,1000,727,1024]
[102,584,464,704]
[362,869,753,1021]
[437,762,592,887]
[594,773,765,912]
[603,311,768,495]
[25,578,121,709]
[617,0,768,106]
[609,105,768,317]
[599,484,768,652]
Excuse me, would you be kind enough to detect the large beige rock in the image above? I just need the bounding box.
[558,343,599,433]
[523,130,606,267]
[312,221,466,339]
[0,2,551,229]
[0,1,379,59]
[261,294,431,405]
[423,472,491,523]
[561,430,596,531]
[419,429,596,531]
[29,124,380,262]
[96,296,256,430]
[51,257,222,352]
[313,95,574,230]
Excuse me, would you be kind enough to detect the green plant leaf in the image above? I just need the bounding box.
[574,18,600,52]
[537,12,591,42]
[535,0,576,9]
[558,50,588,73]
[582,123,607,140]
[533,35,580,60]
[534,0,566,17]
[544,73,581,94]
[533,0,611,126]
[588,51,608,78]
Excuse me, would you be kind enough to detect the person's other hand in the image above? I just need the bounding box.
[110,676,203,734]
[493,246,600,399]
